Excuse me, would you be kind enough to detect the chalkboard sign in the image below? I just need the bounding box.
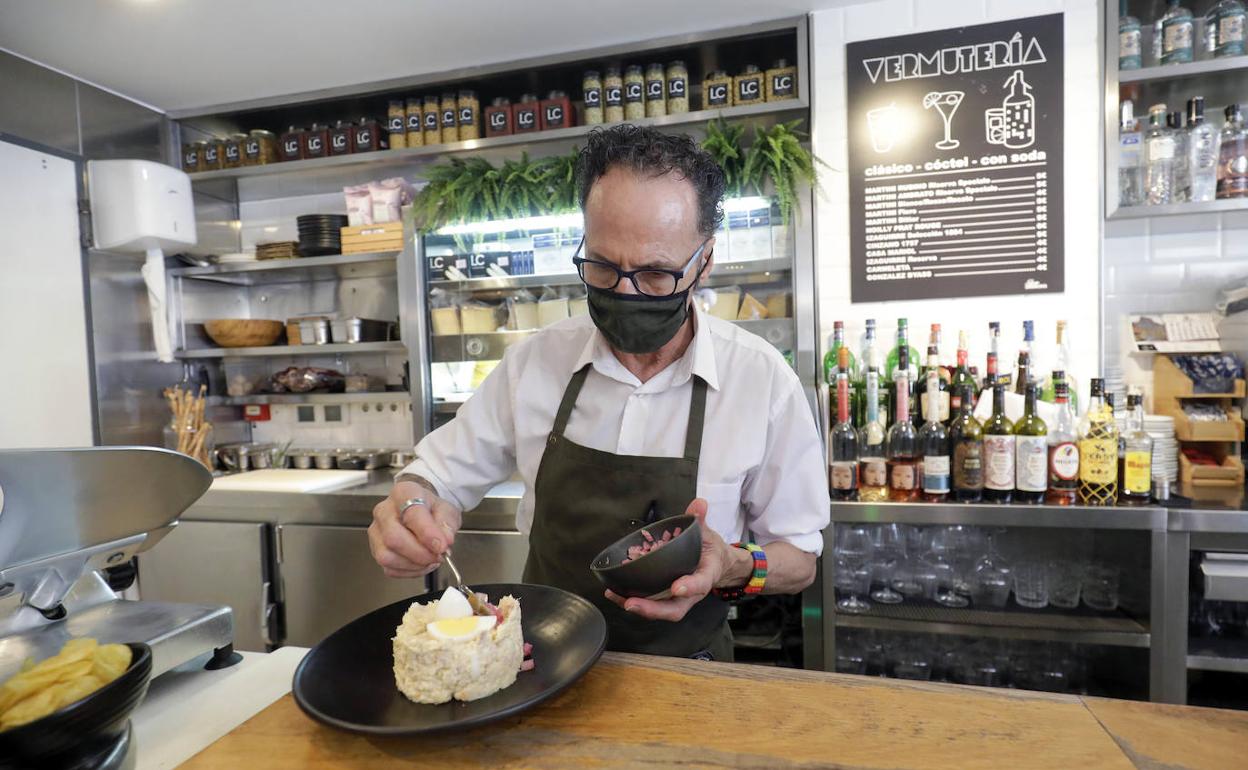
[846,14,1064,302]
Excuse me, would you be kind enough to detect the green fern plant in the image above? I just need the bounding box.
[701,118,748,197]
[744,120,824,224]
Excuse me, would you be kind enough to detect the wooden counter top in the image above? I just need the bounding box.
[180,652,1248,769]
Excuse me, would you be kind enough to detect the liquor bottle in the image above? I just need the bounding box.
[829,346,859,501]
[1168,111,1190,202]
[1046,376,1080,505]
[1014,383,1048,504]
[951,330,976,416]
[1041,321,1079,413]
[822,321,858,388]
[985,320,1002,400]
[1079,378,1120,506]
[1187,97,1219,202]
[1208,0,1247,58]
[1145,104,1176,205]
[919,323,951,425]
[1014,320,1035,395]
[1160,0,1195,65]
[1120,0,1143,69]
[855,319,883,428]
[1217,103,1248,199]
[983,382,1015,503]
[857,343,889,503]
[1120,391,1154,505]
[1120,100,1145,207]
[886,346,920,502]
[949,384,984,503]
[885,318,920,427]
[1153,18,1164,65]
[919,368,950,502]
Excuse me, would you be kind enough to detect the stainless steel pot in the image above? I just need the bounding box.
[289,450,315,469]
[335,449,388,471]
[248,444,283,469]
[312,450,336,470]
[214,443,252,472]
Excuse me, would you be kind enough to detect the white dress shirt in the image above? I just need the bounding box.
[401,305,830,554]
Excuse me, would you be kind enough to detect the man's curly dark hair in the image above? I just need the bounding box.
[575,124,726,237]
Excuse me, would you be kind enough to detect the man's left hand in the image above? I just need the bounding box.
[604,497,745,622]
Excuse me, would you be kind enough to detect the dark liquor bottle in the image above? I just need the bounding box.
[950,329,975,417]
[983,382,1015,503]
[1045,375,1080,505]
[886,318,919,430]
[1014,320,1035,395]
[886,345,919,502]
[918,368,950,502]
[982,320,1001,409]
[949,384,984,502]
[829,347,859,501]
[1013,383,1048,504]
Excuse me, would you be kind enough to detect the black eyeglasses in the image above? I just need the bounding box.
[571,236,711,297]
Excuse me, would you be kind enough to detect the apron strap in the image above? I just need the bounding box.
[683,376,708,461]
[551,365,592,438]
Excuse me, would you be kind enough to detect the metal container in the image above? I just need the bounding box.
[289,450,315,469]
[330,317,393,344]
[247,444,284,469]
[214,443,252,472]
[389,449,416,467]
[334,449,389,470]
[312,450,336,470]
[299,318,331,346]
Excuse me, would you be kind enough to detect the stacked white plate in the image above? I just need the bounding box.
[216,252,257,264]
[1103,365,1127,411]
[1143,414,1179,483]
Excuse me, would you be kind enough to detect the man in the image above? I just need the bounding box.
[370,124,829,660]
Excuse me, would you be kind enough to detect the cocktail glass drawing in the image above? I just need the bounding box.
[923,90,964,150]
[866,103,900,153]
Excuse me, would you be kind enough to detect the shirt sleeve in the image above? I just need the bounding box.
[398,356,518,512]
[740,375,831,555]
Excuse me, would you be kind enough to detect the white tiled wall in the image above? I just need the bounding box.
[809,0,1102,389]
[248,402,415,449]
[1103,213,1248,397]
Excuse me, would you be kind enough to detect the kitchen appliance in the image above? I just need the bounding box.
[87,160,197,363]
[0,447,239,687]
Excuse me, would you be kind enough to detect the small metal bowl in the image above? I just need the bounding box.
[312,450,336,470]
[590,514,700,599]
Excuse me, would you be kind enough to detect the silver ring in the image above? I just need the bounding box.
[398,497,427,524]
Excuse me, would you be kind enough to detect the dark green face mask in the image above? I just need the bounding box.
[586,285,693,354]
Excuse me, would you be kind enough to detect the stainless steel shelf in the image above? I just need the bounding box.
[208,391,410,406]
[1187,639,1248,673]
[1117,56,1248,84]
[188,101,808,184]
[175,341,405,359]
[835,603,1150,648]
[429,317,795,363]
[829,501,1166,531]
[1108,199,1248,220]
[169,252,399,285]
[428,258,792,294]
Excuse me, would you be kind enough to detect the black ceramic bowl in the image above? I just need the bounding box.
[590,514,701,599]
[0,642,152,770]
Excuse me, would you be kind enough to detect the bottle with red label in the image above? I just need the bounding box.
[514,94,540,133]
[1046,374,1080,505]
[485,97,513,137]
[540,90,573,131]
[279,126,304,162]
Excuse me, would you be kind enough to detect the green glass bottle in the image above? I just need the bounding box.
[886,318,920,431]
[1013,383,1049,504]
[948,384,984,503]
[983,382,1015,503]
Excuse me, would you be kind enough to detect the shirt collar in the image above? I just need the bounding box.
[573,302,720,391]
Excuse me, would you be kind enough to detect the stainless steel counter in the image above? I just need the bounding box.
[184,470,521,531]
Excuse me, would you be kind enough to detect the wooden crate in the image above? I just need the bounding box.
[1153,355,1246,399]
[1180,451,1245,488]
[340,222,404,255]
[1171,404,1246,442]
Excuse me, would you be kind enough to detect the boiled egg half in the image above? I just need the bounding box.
[427,587,496,641]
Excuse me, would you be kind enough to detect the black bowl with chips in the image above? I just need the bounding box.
[0,642,152,770]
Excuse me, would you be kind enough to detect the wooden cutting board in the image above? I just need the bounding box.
[210,469,369,493]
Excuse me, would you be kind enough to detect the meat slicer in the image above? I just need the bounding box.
[0,446,238,679]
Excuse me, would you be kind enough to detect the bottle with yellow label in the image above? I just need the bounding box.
[1078,378,1119,506]
[1119,391,1153,504]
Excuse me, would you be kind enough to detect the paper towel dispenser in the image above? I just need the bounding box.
[87,160,196,251]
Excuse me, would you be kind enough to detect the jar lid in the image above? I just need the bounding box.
[742,64,761,74]
[406,97,421,105]
[547,90,567,99]
[772,58,790,68]
[625,64,643,75]
[491,96,512,106]
[309,123,325,130]
[249,129,275,138]
[229,132,248,140]
[667,60,685,68]
[389,100,404,108]
[458,89,477,99]
[193,140,210,147]
[441,92,457,100]
[358,117,374,124]
[647,62,664,69]
[605,66,622,76]
[334,119,353,128]
[424,94,440,102]
[584,69,600,79]
[519,93,538,102]
[708,70,729,79]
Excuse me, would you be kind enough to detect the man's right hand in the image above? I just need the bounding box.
[368,479,462,578]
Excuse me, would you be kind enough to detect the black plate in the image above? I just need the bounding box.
[292,583,606,736]
[0,642,151,770]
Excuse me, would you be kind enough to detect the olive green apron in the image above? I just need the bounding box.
[522,365,732,660]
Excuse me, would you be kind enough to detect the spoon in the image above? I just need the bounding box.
[443,550,489,616]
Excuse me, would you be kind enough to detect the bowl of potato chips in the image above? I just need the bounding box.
[0,638,152,769]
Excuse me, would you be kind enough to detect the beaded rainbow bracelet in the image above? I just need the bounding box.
[714,542,767,601]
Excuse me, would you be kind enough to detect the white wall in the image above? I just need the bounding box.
[809,0,1101,390]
